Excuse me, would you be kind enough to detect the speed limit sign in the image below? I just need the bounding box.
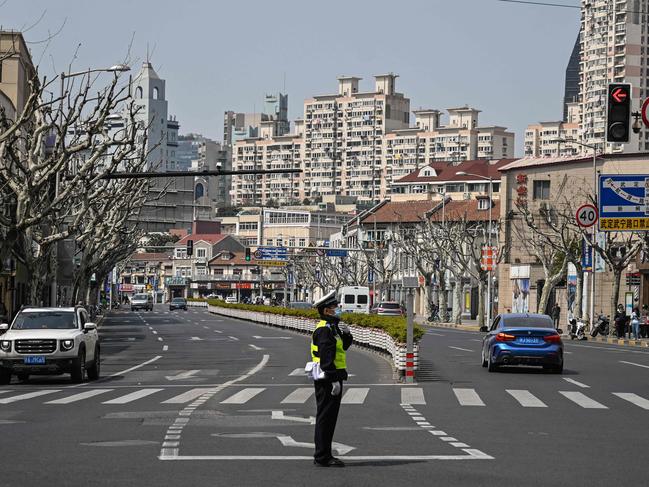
[576,204,598,228]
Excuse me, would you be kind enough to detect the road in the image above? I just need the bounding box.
[0,306,647,486]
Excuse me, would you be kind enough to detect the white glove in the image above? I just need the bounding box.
[338,323,350,335]
[331,381,342,396]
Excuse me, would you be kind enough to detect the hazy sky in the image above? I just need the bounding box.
[3,0,581,155]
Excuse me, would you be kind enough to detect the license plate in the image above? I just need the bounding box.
[24,356,46,365]
[517,337,540,344]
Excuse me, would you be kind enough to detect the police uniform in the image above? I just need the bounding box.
[311,290,353,467]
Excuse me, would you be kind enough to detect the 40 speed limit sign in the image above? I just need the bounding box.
[576,204,598,228]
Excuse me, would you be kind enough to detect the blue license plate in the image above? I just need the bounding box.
[517,337,540,344]
[24,356,45,365]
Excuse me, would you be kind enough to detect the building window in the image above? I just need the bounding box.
[153,87,160,99]
[299,238,306,247]
[196,248,206,258]
[135,86,143,98]
[533,180,551,200]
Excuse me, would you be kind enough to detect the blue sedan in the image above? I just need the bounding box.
[480,313,563,373]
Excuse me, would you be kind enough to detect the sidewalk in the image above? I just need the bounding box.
[415,314,649,348]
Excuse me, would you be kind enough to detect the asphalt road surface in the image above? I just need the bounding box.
[1,306,647,487]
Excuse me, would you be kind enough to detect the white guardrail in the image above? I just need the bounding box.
[206,304,419,373]
[187,301,208,307]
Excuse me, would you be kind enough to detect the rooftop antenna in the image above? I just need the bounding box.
[283,71,286,93]
[146,42,149,63]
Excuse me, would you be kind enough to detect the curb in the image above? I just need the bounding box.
[423,322,482,332]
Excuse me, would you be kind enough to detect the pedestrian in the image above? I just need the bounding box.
[551,303,561,329]
[614,304,627,338]
[631,307,641,340]
[641,304,649,338]
[311,290,353,468]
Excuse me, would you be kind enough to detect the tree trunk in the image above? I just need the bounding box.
[453,282,462,324]
[538,272,564,316]
[436,269,447,321]
[477,278,486,327]
[574,271,583,320]
[611,268,623,317]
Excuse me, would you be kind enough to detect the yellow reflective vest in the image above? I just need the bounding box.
[310,320,347,370]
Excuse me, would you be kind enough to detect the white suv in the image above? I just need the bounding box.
[0,306,100,384]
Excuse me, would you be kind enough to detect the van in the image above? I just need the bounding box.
[131,293,153,312]
[337,286,370,314]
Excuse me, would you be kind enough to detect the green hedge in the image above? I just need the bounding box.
[202,299,424,343]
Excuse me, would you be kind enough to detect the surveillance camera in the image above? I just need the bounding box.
[632,118,642,134]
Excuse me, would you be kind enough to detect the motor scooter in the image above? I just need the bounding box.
[590,314,610,337]
[569,318,588,340]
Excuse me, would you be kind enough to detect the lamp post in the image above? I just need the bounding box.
[552,137,599,325]
[456,171,494,327]
[53,64,130,307]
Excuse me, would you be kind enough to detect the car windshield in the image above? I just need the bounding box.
[13,311,77,330]
[504,316,554,329]
[379,303,400,309]
[172,298,186,303]
[133,294,148,300]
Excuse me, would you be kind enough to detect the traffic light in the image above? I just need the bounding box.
[245,247,251,261]
[186,239,194,257]
[606,83,632,143]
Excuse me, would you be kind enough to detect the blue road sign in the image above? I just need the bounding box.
[257,247,288,260]
[325,249,348,257]
[598,174,649,232]
[368,270,374,283]
[581,239,593,272]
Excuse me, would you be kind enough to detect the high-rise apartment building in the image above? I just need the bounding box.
[579,0,649,152]
[223,93,289,146]
[564,35,581,122]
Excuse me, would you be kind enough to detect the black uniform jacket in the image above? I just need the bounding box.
[312,315,353,383]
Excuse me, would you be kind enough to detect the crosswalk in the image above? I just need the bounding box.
[1,385,649,411]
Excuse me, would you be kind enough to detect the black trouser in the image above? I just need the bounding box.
[314,380,343,463]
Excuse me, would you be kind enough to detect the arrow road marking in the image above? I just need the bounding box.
[211,432,355,455]
[165,370,200,381]
[271,410,315,424]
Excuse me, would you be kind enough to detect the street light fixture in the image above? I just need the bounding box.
[456,170,494,327]
[551,137,599,325]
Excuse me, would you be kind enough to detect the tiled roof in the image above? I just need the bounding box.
[129,252,171,261]
[359,200,438,225]
[427,199,500,222]
[176,234,227,245]
[499,152,649,172]
[208,251,257,266]
[394,159,515,184]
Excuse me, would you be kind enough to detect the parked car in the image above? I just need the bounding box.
[480,313,563,373]
[225,296,237,304]
[370,301,404,316]
[131,293,153,312]
[0,306,100,384]
[337,286,370,314]
[169,297,188,311]
[289,301,312,310]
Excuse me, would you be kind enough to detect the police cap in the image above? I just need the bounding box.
[313,290,338,310]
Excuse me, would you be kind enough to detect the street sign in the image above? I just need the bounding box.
[598,174,649,232]
[325,249,348,257]
[642,97,649,128]
[581,239,593,272]
[254,250,263,259]
[481,246,497,271]
[576,204,598,228]
[259,260,287,267]
[368,270,374,283]
[255,247,288,261]
[626,272,641,286]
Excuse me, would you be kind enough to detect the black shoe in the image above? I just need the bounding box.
[313,457,345,467]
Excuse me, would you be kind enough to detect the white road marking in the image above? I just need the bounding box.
[152,330,158,335]
[563,378,590,388]
[157,337,163,342]
[0,390,61,404]
[271,410,315,424]
[252,336,292,340]
[612,393,649,410]
[163,388,217,404]
[506,389,547,408]
[229,336,239,341]
[165,370,200,381]
[453,388,485,406]
[281,388,314,404]
[190,337,203,341]
[427,332,446,336]
[108,355,162,378]
[449,346,473,352]
[341,388,369,404]
[163,345,169,351]
[401,388,426,405]
[102,389,164,404]
[249,344,262,350]
[277,435,355,455]
[160,453,493,461]
[559,391,608,409]
[45,389,113,404]
[213,330,223,333]
[288,368,304,376]
[620,360,649,369]
[221,388,266,404]
[203,326,209,329]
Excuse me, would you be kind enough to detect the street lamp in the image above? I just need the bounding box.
[552,137,599,326]
[456,170,494,327]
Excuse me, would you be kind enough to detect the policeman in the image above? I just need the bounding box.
[311,290,353,467]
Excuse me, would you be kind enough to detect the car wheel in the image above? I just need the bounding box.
[71,349,86,383]
[481,348,488,368]
[87,346,100,380]
[17,372,29,382]
[0,368,11,385]
[487,351,498,372]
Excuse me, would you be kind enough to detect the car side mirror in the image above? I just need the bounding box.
[0,323,8,334]
[84,322,97,331]
[479,325,488,332]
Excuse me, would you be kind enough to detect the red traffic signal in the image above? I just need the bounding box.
[606,83,632,143]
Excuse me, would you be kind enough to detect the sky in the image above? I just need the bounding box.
[2,0,581,155]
